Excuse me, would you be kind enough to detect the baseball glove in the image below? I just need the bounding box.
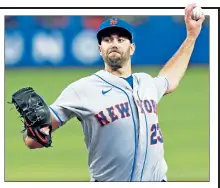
[11,87,52,148]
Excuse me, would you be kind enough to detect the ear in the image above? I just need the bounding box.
[130,43,136,56]
[98,45,102,56]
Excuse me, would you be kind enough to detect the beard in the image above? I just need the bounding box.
[103,47,130,71]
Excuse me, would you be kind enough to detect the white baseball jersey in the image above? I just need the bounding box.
[49,69,169,182]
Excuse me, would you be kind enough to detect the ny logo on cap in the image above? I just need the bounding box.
[110,18,118,25]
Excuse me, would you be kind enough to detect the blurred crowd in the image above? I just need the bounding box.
[5,15,209,67]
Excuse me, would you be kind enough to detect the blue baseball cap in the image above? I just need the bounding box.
[97,17,134,44]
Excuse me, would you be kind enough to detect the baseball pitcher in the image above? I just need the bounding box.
[11,4,205,181]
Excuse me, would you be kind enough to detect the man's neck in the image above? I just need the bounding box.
[104,61,132,78]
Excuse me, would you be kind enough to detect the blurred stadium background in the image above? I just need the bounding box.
[5,16,209,182]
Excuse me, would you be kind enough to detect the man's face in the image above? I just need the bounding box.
[98,31,135,71]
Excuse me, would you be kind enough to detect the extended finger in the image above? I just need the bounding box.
[185,3,195,14]
[185,3,197,20]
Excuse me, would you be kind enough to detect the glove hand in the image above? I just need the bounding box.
[11,87,53,148]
